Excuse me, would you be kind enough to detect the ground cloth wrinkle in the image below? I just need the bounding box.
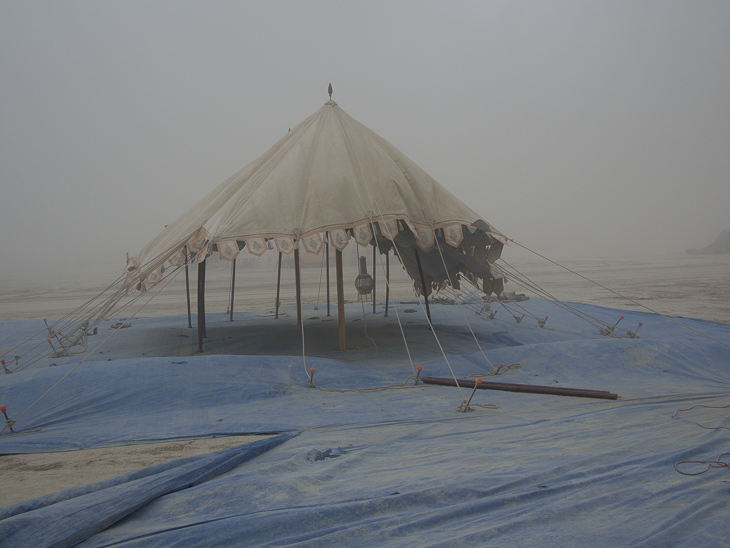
[0,434,295,547]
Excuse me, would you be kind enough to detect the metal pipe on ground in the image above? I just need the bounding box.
[422,377,618,400]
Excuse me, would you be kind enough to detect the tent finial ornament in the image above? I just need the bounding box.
[328,83,333,99]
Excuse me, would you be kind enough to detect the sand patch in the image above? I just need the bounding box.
[0,435,271,507]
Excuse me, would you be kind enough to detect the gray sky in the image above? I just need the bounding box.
[2,0,729,279]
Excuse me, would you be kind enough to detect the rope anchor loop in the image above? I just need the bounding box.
[627,322,643,339]
[600,315,624,336]
[414,365,423,385]
[457,378,482,412]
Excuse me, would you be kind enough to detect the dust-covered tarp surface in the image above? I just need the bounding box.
[1,299,729,546]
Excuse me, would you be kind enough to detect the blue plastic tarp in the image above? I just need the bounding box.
[0,300,729,545]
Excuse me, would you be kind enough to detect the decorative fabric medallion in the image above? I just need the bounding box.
[354,223,372,246]
[444,224,464,247]
[378,218,398,240]
[246,237,267,256]
[167,249,186,267]
[275,237,296,255]
[146,268,163,286]
[329,228,349,251]
[217,239,240,261]
[187,229,210,254]
[124,257,138,273]
[302,232,324,254]
[415,227,435,251]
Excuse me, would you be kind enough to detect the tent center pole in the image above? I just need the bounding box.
[229,258,236,322]
[414,249,432,324]
[294,248,302,326]
[336,249,346,350]
[184,246,192,328]
[275,251,282,319]
[325,240,331,317]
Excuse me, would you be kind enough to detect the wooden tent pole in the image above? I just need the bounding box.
[414,249,432,324]
[372,243,376,313]
[197,258,207,352]
[384,249,390,317]
[184,246,192,328]
[229,258,236,322]
[325,240,331,317]
[275,251,282,319]
[336,248,346,350]
[202,258,207,339]
[294,248,302,326]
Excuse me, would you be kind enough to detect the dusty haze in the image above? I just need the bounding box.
[1,1,729,283]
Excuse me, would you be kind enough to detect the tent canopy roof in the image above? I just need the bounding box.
[126,99,506,287]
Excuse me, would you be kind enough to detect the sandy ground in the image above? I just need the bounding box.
[1,252,728,324]
[0,435,271,507]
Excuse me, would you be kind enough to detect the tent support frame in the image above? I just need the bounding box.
[229,258,236,322]
[294,248,302,326]
[326,240,331,316]
[415,249,432,324]
[372,243,376,313]
[184,247,192,328]
[197,258,207,352]
[385,250,390,317]
[275,251,282,319]
[336,249,346,350]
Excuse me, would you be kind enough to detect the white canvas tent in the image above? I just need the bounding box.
[124,92,507,350]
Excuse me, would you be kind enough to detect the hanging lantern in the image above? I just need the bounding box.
[354,256,374,296]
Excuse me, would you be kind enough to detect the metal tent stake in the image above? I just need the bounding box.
[1,405,15,432]
[460,378,483,412]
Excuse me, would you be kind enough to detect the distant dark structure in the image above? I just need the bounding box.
[686,228,730,255]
